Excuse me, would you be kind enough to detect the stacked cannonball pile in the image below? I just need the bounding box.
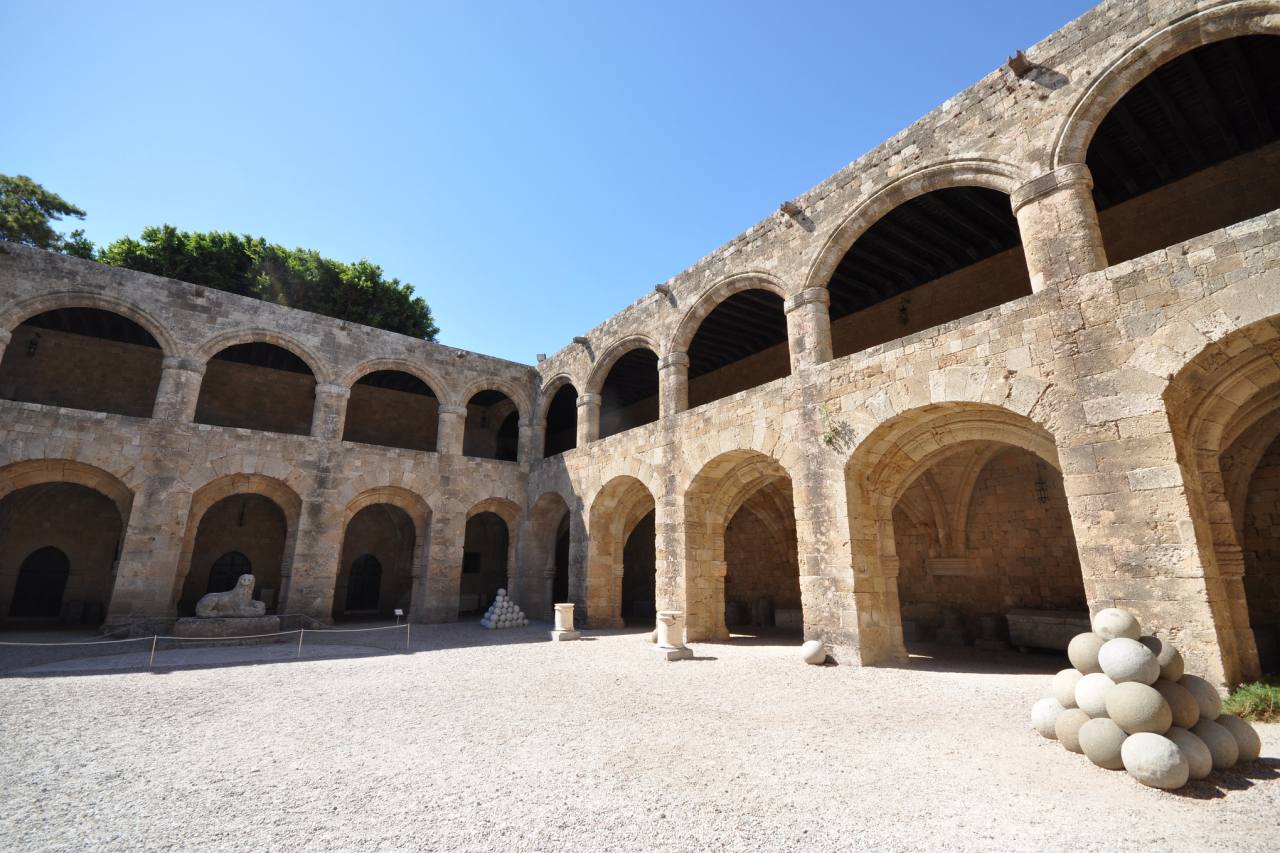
[1031,608,1263,790]
[480,589,529,630]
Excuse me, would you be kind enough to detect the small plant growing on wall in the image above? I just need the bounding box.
[819,402,855,453]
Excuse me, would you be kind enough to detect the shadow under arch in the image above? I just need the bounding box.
[586,475,655,629]
[335,486,431,621]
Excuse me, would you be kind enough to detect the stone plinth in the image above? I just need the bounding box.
[655,610,693,661]
[550,602,580,641]
[173,616,282,641]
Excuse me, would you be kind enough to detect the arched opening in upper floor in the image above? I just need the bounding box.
[463,390,519,461]
[1087,35,1280,265]
[542,383,578,457]
[600,348,658,439]
[343,370,439,453]
[195,342,316,436]
[0,307,163,418]
[826,186,1029,360]
[687,290,789,409]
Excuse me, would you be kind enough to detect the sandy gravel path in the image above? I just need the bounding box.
[1,623,1276,851]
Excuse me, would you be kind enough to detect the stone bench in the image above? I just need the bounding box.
[1006,609,1090,652]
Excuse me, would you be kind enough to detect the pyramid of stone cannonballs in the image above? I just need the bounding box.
[480,589,528,630]
[1031,607,1263,790]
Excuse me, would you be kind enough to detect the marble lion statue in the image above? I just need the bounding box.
[195,573,266,618]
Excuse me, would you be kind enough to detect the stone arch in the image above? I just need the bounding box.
[455,378,532,425]
[667,273,789,358]
[172,474,303,614]
[529,491,576,618]
[461,497,520,614]
[584,336,661,396]
[0,459,133,522]
[335,487,431,620]
[340,357,450,402]
[194,328,333,385]
[0,291,181,358]
[843,402,1066,664]
[538,373,580,419]
[539,376,579,457]
[803,160,1024,293]
[586,475,656,629]
[341,362,442,453]
[1051,1,1280,170]
[683,449,797,642]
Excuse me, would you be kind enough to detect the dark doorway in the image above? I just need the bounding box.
[9,546,71,618]
[207,551,252,595]
[345,554,383,612]
[620,511,656,627]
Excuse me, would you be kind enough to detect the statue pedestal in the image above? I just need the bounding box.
[173,616,282,641]
[550,602,581,641]
[654,610,693,661]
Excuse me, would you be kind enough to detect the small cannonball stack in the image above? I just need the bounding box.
[480,589,529,630]
[1030,607,1262,790]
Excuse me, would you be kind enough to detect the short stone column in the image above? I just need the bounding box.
[576,392,600,445]
[654,610,693,660]
[309,383,350,441]
[550,602,581,641]
[436,404,467,456]
[657,352,689,418]
[784,288,833,369]
[516,421,535,464]
[151,356,206,422]
[1012,164,1108,292]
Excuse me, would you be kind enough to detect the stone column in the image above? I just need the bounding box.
[1012,164,1108,292]
[517,421,535,464]
[526,417,547,462]
[151,357,205,422]
[436,404,467,456]
[105,474,195,626]
[309,383,350,441]
[576,392,600,445]
[420,509,466,622]
[784,288,833,369]
[278,494,345,622]
[657,352,689,418]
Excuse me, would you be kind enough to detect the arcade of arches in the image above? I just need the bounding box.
[2,2,1280,690]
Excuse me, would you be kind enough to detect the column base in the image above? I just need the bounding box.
[550,629,581,642]
[655,645,693,661]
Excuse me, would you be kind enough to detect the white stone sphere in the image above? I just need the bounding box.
[1179,674,1222,721]
[1190,718,1238,770]
[1165,726,1213,780]
[1093,608,1141,641]
[1055,708,1092,753]
[521,618,528,627]
[1052,669,1082,708]
[800,640,827,665]
[497,588,507,597]
[1216,714,1261,762]
[1068,632,1106,675]
[1075,672,1117,718]
[1106,682,1172,735]
[1121,733,1189,790]
[1139,635,1185,682]
[1032,697,1065,739]
[1152,679,1200,729]
[1079,717,1127,770]
[1099,638,1160,685]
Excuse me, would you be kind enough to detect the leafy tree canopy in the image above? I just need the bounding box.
[0,174,95,258]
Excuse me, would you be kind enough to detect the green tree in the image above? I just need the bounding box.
[0,174,94,256]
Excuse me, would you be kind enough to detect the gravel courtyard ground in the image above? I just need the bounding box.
[1,623,1276,852]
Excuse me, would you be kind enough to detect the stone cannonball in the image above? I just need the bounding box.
[1052,668,1083,708]
[1079,717,1127,770]
[800,639,827,665]
[1139,635,1185,682]
[1106,682,1172,735]
[1190,718,1239,770]
[1075,672,1117,718]
[1216,714,1262,762]
[1099,638,1160,685]
[1068,632,1106,675]
[1032,696,1066,739]
[1121,733,1189,790]
[1165,726,1213,780]
[1055,708,1092,753]
[1152,679,1200,730]
[1179,674,1222,721]
[1093,608,1141,641]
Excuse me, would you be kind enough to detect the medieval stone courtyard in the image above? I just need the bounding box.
[0,627,1276,852]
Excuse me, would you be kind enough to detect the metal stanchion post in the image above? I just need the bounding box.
[296,628,304,659]
[149,634,157,671]
[404,621,411,653]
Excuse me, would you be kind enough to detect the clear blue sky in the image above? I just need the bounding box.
[4,1,1095,364]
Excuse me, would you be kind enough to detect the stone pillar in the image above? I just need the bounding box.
[105,474,195,626]
[309,383,350,441]
[151,357,205,422]
[1216,546,1262,682]
[657,352,689,418]
[1011,164,1108,292]
[517,422,535,464]
[784,288,833,369]
[278,494,345,622]
[420,509,466,622]
[0,329,12,362]
[654,610,693,660]
[576,392,600,445]
[527,417,547,462]
[436,404,467,456]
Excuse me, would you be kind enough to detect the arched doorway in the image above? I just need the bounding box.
[345,555,383,612]
[207,551,252,594]
[620,510,656,628]
[463,390,520,461]
[684,289,790,409]
[461,510,511,616]
[0,480,124,627]
[542,382,578,456]
[683,451,799,642]
[598,347,659,439]
[334,503,416,620]
[196,341,316,435]
[0,307,164,417]
[587,476,655,629]
[178,493,288,615]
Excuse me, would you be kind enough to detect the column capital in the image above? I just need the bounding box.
[438,403,467,416]
[161,356,206,375]
[1011,163,1094,214]
[314,382,350,398]
[576,392,602,408]
[657,351,689,371]
[784,287,830,313]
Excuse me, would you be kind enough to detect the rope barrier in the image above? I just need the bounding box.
[0,636,149,647]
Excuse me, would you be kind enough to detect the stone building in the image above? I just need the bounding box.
[1,0,1277,687]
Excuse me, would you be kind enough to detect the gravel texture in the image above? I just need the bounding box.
[1,623,1277,851]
